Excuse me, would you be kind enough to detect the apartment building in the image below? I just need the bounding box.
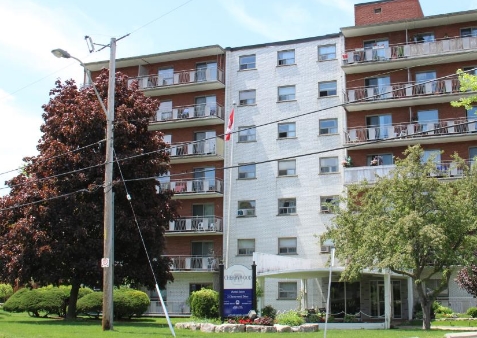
[224,34,346,313]
[86,45,226,314]
[341,0,477,317]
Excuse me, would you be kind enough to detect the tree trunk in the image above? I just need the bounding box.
[415,286,432,330]
[66,279,80,319]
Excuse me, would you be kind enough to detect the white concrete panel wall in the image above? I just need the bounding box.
[224,35,346,311]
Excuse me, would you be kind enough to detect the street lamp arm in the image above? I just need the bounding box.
[51,49,108,117]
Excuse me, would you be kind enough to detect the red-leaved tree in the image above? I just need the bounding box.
[0,70,179,318]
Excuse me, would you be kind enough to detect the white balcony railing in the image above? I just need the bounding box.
[345,78,461,103]
[342,35,477,65]
[128,67,225,89]
[154,103,224,122]
[167,216,223,233]
[344,161,474,184]
[160,178,224,194]
[345,118,477,144]
[165,255,220,271]
[168,139,219,157]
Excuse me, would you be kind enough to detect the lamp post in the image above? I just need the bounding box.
[323,239,335,338]
[52,37,116,330]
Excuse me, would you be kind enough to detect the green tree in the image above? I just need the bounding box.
[0,70,179,318]
[325,145,477,330]
[451,69,477,109]
[0,283,13,302]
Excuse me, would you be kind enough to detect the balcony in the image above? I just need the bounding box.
[344,76,477,111]
[149,103,224,131]
[342,36,477,74]
[160,178,224,199]
[165,255,220,271]
[127,67,225,96]
[344,161,472,185]
[166,216,223,235]
[345,117,477,147]
[168,138,224,163]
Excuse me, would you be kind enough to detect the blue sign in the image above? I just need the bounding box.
[223,289,253,317]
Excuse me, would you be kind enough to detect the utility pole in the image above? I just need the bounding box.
[102,37,116,331]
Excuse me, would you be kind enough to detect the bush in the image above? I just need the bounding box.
[253,316,274,326]
[114,289,150,319]
[76,292,103,317]
[344,313,358,323]
[0,284,13,303]
[261,305,277,319]
[187,288,219,319]
[467,307,477,318]
[3,288,29,313]
[276,310,305,326]
[306,313,320,323]
[76,289,150,319]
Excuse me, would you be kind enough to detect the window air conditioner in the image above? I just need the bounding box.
[237,209,245,216]
[320,246,330,253]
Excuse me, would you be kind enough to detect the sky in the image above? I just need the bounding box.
[1,0,476,195]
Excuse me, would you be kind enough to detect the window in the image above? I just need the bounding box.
[278,50,295,65]
[319,81,337,97]
[320,157,339,173]
[157,100,173,121]
[321,196,339,213]
[425,279,448,297]
[239,55,256,70]
[239,90,256,105]
[416,71,438,94]
[319,119,338,135]
[366,154,393,166]
[364,39,389,60]
[196,62,217,82]
[195,95,216,117]
[469,147,477,161]
[278,122,296,138]
[464,67,477,75]
[278,160,296,176]
[158,68,174,86]
[238,126,256,142]
[278,282,297,300]
[318,45,336,61]
[238,164,256,179]
[422,149,441,164]
[365,76,391,99]
[190,283,212,294]
[374,7,381,14]
[237,200,256,217]
[278,237,297,254]
[238,239,255,256]
[413,33,434,42]
[366,114,392,139]
[278,85,296,101]
[461,28,477,37]
[417,109,438,133]
[278,198,296,215]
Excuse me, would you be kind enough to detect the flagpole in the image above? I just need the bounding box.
[225,103,235,269]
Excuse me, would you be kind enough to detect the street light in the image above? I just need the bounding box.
[323,239,335,338]
[52,38,116,331]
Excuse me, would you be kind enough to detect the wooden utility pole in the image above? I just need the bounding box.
[102,37,116,331]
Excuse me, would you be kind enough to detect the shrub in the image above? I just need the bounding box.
[261,305,277,319]
[0,284,13,302]
[76,292,103,318]
[276,309,305,326]
[467,307,477,318]
[187,288,219,319]
[3,288,30,313]
[344,313,358,323]
[76,289,150,319]
[114,289,150,319]
[253,316,274,326]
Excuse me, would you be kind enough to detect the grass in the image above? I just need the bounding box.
[0,311,472,338]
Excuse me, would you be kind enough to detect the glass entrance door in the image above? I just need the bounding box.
[370,280,402,318]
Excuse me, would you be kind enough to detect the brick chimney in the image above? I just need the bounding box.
[354,0,424,26]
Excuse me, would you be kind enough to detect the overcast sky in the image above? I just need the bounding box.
[1,0,476,195]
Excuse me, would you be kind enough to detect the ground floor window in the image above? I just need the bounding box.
[329,282,360,317]
[189,283,212,294]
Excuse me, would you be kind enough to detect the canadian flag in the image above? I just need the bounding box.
[225,108,234,141]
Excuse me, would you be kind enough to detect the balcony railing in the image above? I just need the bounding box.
[169,139,220,157]
[344,161,473,184]
[342,35,477,65]
[165,255,220,271]
[345,118,477,144]
[167,216,223,233]
[345,78,460,103]
[154,103,224,122]
[128,67,224,89]
[160,178,224,194]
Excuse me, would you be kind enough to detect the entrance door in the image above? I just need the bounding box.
[370,280,402,318]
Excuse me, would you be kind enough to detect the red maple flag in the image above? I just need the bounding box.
[225,108,234,141]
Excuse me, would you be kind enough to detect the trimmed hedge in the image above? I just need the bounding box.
[187,288,219,319]
[76,289,150,319]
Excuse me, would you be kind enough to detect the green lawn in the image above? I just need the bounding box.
[0,311,472,338]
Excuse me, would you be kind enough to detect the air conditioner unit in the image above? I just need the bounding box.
[320,246,330,253]
[237,209,245,216]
